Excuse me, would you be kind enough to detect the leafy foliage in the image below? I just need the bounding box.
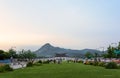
[107,46,116,58]
[85,52,93,59]
[98,62,106,67]
[3,64,13,71]
[105,62,118,69]
[27,62,33,67]
[0,49,18,60]
[8,49,18,58]
[38,60,42,64]
[34,63,42,66]
[18,50,36,61]
[0,50,6,60]
[0,64,13,73]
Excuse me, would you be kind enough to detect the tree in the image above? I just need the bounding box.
[8,49,18,58]
[118,42,120,50]
[0,50,5,60]
[94,52,99,57]
[24,50,36,61]
[18,50,36,62]
[115,42,120,58]
[3,52,10,59]
[107,45,116,58]
[85,52,93,59]
[102,54,108,58]
[0,50,10,60]
[94,52,99,62]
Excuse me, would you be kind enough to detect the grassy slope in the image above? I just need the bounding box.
[0,63,120,78]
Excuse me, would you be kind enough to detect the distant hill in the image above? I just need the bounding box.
[35,43,102,57]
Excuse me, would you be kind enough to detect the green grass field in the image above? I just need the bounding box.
[0,63,120,78]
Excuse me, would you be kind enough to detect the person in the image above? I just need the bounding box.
[53,59,56,64]
[10,56,13,63]
[58,59,60,64]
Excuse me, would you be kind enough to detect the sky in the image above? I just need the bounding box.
[0,0,120,51]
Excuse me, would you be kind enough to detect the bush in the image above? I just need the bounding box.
[93,62,99,66]
[86,61,98,66]
[118,65,120,69]
[27,62,33,67]
[4,64,13,71]
[37,60,42,64]
[105,62,118,69]
[98,62,106,67]
[84,61,93,65]
[0,64,13,73]
[43,60,50,64]
[34,63,42,66]
[78,60,83,63]
[0,64,4,67]
[89,61,94,65]
[0,67,5,72]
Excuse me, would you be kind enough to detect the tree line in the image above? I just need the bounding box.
[104,42,120,58]
[0,49,36,60]
[85,42,120,59]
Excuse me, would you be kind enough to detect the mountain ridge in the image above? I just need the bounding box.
[35,43,102,57]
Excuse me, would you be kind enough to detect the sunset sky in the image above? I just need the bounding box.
[0,0,120,51]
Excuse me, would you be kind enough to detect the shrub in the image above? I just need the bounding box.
[34,63,42,66]
[98,62,106,67]
[84,61,89,65]
[84,61,93,65]
[93,62,99,66]
[43,60,50,64]
[78,60,83,63]
[84,61,99,66]
[27,62,33,67]
[0,63,4,67]
[0,67,5,72]
[105,62,118,69]
[4,64,13,71]
[38,60,42,64]
[89,61,94,65]
[0,64,13,73]
[118,65,120,69]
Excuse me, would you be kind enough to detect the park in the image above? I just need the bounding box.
[0,1,120,78]
[0,63,120,78]
[0,42,120,78]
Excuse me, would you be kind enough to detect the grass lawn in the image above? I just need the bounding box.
[0,63,120,78]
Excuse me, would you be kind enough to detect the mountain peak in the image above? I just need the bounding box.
[44,43,52,46]
[41,43,54,49]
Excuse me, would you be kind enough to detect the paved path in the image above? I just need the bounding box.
[10,62,27,69]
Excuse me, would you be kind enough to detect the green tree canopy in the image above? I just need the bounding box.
[85,52,93,59]
[18,49,36,61]
[0,50,10,60]
[8,49,18,58]
[107,45,116,58]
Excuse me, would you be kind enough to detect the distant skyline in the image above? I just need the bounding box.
[0,0,120,51]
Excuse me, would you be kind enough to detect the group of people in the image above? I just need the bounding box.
[38,58,63,64]
[37,57,82,64]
